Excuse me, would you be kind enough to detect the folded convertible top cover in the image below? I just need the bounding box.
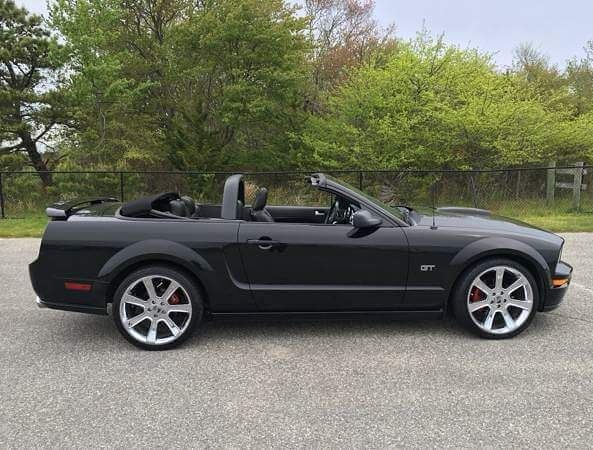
[120,192,179,217]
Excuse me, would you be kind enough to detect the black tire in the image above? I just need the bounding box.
[452,258,539,339]
[112,265,203,350]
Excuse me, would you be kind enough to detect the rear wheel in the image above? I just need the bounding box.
[113,266,203,350]
[452,258,538,339]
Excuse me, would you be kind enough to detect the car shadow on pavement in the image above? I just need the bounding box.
[194,316,467,343]
[40,309,562,351]
[196,311,562,341]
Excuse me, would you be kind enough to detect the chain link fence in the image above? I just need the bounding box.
[1,166,592,219]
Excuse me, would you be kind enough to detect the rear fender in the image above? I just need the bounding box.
[97,239,213,284]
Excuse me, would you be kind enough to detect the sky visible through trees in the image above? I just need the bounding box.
[18,0,593,67]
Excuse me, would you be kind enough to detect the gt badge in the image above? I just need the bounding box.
[421,265,436,272]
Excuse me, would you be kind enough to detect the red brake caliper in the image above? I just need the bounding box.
[470,287,482,302]
[169,292,181,305]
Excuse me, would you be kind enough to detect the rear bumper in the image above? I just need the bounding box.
[35,296,47,309]
[30,258,109,315]
[542,261,572,312]
[35,295,107,315]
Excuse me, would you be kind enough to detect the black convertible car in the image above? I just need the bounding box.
[30,173,572,350]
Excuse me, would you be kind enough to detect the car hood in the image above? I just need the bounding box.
[409,206,554,238]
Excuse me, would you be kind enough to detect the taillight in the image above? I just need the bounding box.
[64,282,92,292]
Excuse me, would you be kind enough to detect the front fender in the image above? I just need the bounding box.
[449,236,552,290]
[97,239,213,282]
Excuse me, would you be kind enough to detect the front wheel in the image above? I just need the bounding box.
[113,266,203,350]
[452,258,539,339]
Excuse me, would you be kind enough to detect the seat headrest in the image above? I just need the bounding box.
[252,188,268,211]
[180,196,196,216]
[169,199,188,217]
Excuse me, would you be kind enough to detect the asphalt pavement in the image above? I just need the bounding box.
[1,235,592,448]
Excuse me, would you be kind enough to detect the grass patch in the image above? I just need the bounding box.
[491,199,593,232]
[0,215,48,238]
[514,213,593,232]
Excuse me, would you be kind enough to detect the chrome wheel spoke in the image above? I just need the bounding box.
[505,276,527,295]
[501,309,515,329]
[143,278,158,300]
[494,267,505,291]
[127,311,150,328]
[483,308,496,330]
[168,303,191,314]
[507,299,532,310]
[123,293,145,308]
[473,279,492,296]
[146,319,158,344]
[163,317,181,336]
[469,299,490,313]
[162,280,181,302]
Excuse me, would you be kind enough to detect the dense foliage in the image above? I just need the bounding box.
[50,0,310,173]
[1,0,593,184]
[302,35,593,170]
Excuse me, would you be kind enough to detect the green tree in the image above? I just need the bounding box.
[302,35,593,170]
[50,0,180,169]
[167,0,310,170]
[0,0,64,185]
[51,0,310,172]
[512,42,593,163]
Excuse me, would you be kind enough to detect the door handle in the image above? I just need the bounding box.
[247,239,281,250]
[314,210,325,216]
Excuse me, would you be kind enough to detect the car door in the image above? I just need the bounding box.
[265,205,328,224]
[237,221,409,312]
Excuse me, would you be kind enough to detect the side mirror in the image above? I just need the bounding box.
[352,210,382,229]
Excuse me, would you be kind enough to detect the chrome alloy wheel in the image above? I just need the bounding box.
[119,275,193,346]
[466,265,534,335]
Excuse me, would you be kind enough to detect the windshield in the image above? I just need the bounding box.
[325,175,406,221]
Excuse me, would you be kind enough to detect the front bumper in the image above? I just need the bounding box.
[542,261,573,312]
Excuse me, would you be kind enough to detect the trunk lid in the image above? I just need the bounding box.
[46,197,120,220]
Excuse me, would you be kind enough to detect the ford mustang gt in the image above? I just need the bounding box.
[29,173,572,350]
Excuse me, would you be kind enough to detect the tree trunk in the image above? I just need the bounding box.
[21,134,53,187]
